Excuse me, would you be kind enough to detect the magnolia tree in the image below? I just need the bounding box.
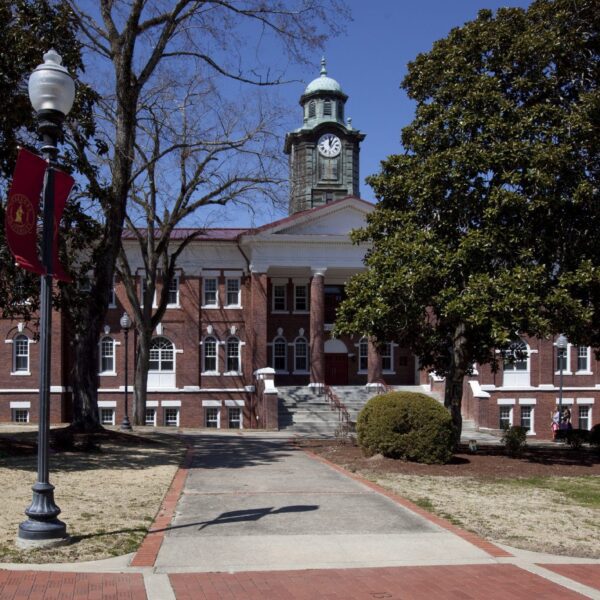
[335,0,600,442]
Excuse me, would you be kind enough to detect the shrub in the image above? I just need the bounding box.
[501,425,528,457]
[356,391,454,464]
[565,428,589,450]
[590,424,600,452]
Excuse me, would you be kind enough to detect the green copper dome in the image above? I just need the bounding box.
[303,57,343,95]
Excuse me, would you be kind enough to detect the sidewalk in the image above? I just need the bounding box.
[1,431,599,599]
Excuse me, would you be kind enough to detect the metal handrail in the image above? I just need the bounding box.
[324,385,350,426]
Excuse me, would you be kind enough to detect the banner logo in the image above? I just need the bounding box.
[6,193,36,236]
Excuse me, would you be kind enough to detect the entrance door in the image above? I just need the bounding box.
[325,353,348,385]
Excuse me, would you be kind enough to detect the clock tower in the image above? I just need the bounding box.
[284,59,365,215]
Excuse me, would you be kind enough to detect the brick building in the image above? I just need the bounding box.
[1,62,597,439]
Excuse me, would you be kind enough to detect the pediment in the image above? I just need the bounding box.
[256,197,374,238]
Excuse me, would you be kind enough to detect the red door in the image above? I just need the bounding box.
[325,353,348,385]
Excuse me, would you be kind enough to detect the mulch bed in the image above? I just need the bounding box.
[299,440,600,478]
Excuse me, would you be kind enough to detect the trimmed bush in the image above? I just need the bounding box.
[501,426,528,457]
[356,391,454,464]
[590,424,600,449]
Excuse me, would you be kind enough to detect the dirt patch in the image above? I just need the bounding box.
[0,427,185,564]
[300,440,600,558]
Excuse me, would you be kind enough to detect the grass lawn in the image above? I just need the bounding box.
[0,426,185,564]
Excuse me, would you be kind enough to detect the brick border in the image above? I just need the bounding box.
[130,444,194,567]
[300,446,513,558]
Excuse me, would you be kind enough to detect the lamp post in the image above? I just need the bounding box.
[18,50,75,544]
[120,312,132,431]
[556,334,568,435]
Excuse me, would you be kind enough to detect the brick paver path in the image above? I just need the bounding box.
[0,570,146,600]
[169,564,590,600]
[539,563,600,592]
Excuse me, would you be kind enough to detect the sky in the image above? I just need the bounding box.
[190,0,532,227]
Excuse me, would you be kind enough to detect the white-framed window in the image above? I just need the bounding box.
[100,408,115,425]
[381,343,393,372]
[294,337,308,372]
[273,337,287,372]
[13,334,30,373]
[503,339,531,386]
[272,284,287,312]
[577,346,591,372]
[108,277,116,307]
[164,407,179,427]
[578,406,591,430]
[12,408,29,423]
[226,337,241,373]
[556,345,569,372]
[145,408,157,426]
[294,284,308,312]
[149,337,174,372]
[202,336,218,373]
[205,407,220,428]
[228,407,241,429]
[99,336,115,374]
[203,277,218,307]
[167,276,180,307]
[225,278,241,307]
[358,337,368,372]
[499,406,513,429]
[520,406,534,433]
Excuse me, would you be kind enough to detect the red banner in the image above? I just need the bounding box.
[5,148,46,275]
[53,169,74,283]
[5,148,75,282]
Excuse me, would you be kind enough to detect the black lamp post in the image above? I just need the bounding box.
[120,312,132,431]
[556,333,568,431]
[18,50,75,544]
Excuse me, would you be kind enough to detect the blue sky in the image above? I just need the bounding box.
[199,0,532,227]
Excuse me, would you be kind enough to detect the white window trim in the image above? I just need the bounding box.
[98,336,117,376]
[149,337,176,374]
[12,408,30,423]
[227,406,243,429]
[164,407,180,426]
[224,337,243,375]
[272,283,288,313]
[145,407,157,426]
[201,336,219,375]
[293,337,309,374]
[108,275,117,308]
[554,342,573,375]
[381,342,396,375]
[99,407,116,426]
[11,334,31,375]
[205,406,221,429]
[272,336,288,373]
[575,346,592,374]
[520,405,535,435]
[166,275,181,309]
[499,405,513,428]
[202,277,219,309]
[225,277,242,308]
[293,283,309,313]
[578,406,592,431]
[357,337,369,374]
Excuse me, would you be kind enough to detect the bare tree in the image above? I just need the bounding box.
[63,0,349,430]
[117,78,284,424]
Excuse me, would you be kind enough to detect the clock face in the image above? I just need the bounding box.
[317,134,341,158]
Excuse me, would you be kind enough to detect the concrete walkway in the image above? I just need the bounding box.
[1,430,599,599]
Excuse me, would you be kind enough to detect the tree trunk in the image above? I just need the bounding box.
[133,331,150,426]
[443,322,470,449]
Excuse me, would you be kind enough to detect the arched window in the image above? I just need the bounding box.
[381,343,393,372]
[226,336,241,373]
[203,336,218,373]
[273,336,287,371]
[294,337,308,372]
[323,98,332,116]
[149,337,174,372]
[13,334,29,373]
[99,336,115,373]
[308,100,316,118]
[358,337,368,372]
[503,338,530,387]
